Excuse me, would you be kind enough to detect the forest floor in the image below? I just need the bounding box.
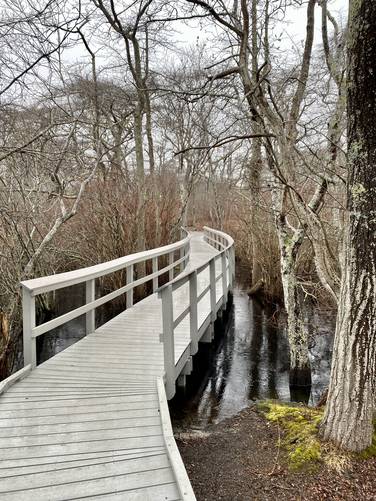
[176,406,376,501]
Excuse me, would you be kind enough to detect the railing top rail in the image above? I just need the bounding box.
[158,226,233,295]
[203,226,234,249]
[21,229,190,296]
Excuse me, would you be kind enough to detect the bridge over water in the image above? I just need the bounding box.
[0,227,235,500]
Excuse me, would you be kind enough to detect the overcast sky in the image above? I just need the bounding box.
[66,0,349,68]
[177,0,348,48]
[284,0,347,46]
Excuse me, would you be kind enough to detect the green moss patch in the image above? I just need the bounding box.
[259,403,376,471]
[360,420,376,459]
[260,402,323,470]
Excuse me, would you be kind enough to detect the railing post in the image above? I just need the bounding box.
[152,257,158,293]
[229,245,235,289]
[161,285,175,399]
[168,251,174,281]
[22,287,36,368]
[232,246,236,285]
[221,252,227,307]
[85,279,95,335]
[126,264,134,308]
[179,246,185,273]
[189,271,198,355]
[209,258,216,322]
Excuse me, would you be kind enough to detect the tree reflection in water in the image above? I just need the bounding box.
[171,281,334,430]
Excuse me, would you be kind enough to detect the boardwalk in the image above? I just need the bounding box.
[0,228,234,500]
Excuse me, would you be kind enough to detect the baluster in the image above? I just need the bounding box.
[179,246,185,273]
[126,264,134,308]
[22,287,36,368]
[231,246,235,287]
[152,257,158,292]
[85,279,95,335]
[160,285,175,399]
[189,271,198,355]
[209,258,216,323]
[221,252,227,307]
[168,251,174,281]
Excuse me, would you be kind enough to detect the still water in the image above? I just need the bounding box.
[170,281,335,430]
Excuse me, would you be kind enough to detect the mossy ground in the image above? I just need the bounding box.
[361,420,376,458]
[177,405,376,500]
[259,402,376,471]
[259,402,324,470]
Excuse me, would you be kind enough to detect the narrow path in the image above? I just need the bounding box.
[0,233,226,500]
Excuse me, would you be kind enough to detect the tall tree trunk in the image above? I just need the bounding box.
[271,181,310,382]
[249,0,263,284]
[320,0,376,452]
[134,104,146,254]
[131,36,146,263]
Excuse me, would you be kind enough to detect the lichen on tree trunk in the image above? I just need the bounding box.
[279,226,311,384]
[271,180,311,382]
[321,0,376,452]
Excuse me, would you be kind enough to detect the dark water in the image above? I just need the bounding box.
[37,285,86,364]
[170,280,335,430]
[37,284,123,364]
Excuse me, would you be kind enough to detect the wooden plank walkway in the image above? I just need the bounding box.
[0,231,233,500]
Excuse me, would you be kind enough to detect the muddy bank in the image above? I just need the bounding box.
[176,406,376,501]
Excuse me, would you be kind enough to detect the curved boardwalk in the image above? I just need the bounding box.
[0,231,234,500]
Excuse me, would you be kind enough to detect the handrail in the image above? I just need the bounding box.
[203,225,234,251]
[157,226,234,294]
[21,228,190,295]
[21,228,191,368]
[158,226,235,399]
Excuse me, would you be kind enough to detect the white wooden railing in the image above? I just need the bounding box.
[20,230,190,368]
[158,226,235,399]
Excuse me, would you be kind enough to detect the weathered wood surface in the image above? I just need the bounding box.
[0,232,230,500]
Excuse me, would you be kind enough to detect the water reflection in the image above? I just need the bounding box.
[170,283,334,430]
[37,283,122,365]
[37,285,86,365]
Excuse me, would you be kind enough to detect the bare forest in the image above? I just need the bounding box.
[0,0,375,483]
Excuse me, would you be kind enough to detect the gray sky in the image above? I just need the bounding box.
[284,0,347,46]
[181,0,348,49]
[65,1,349,68]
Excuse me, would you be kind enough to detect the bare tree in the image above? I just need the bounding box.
[320,0,376,452]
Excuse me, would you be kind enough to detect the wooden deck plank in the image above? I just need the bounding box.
[0,450,167,478]
[0,467,176,500]
[0,394,158,410]
[0,425,164,449]
[0,454,171,492]
[0,409,160,430]
[0,435,166,461]
[81,482,180,501]
[0,446,166,470]
[0,416,162,438]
